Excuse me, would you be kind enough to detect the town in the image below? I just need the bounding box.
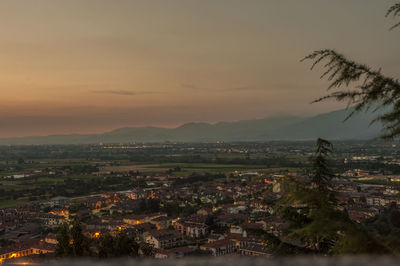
[0,141,399,263]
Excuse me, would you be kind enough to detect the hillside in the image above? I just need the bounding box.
[0,108,382,144]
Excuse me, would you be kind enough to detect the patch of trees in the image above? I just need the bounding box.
[56,219,154,258]
[276,139,390,255]
[364,203,400,254]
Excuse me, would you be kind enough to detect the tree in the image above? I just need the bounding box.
[98,234,115,259]
[140,243,154,257]
[312,138,334,192]
[55,223,72,257]
[302,2,400,140]
[387,3,400,30]
[55,219,91,258]
[113,231,139,257]
[364,203,400,254]
[70,218,91,256]
[276,140,389,254]
[97,231,139,258]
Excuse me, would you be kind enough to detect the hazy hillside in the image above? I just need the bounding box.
[261,108,382,140]
[0,108,382,144]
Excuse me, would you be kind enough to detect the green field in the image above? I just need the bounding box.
[0,158,303,209]
[0,199,29,208]
[100,162,301,176]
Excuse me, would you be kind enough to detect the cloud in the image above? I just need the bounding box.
[221,87,251,92]
[92,90,159,96]
[181,83,204,90]
[181,83,256,92]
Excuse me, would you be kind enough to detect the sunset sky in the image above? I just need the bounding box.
[0,0,399,137]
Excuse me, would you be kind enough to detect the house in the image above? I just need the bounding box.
[0,223,16,235]
[0,239,56,262]
[197,208,212,216]
[154,246,193,259]
[123,189,146,200]
[240,244,272,257]
[226,205,247,214]
[44,233,58,245]
[48,196,69,207]
[122,223,156,241]
[256,216,289,236]
[200,239,235,256]
[174,220,208,238]
[144,230,184,249]
[38,213,65,228]
[83,219,125,232]
[185,222,208,238]
[149,216,172,230]
[347,209,374,223]
[83,197,111,209]
[366,195,400,207]
[123,213,167,226]
[207,234,224,243]
[48,208,69,218]
[216,213,248,228]
[225,232,249,249]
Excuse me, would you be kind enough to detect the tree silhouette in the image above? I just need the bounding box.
[140,243,155,257]
[98,231,139,258]
[387,3,400,30]
[98,233,115,259]
[55,219,91,257]
[55,223,72,257]
[113,231,139,257]
[302,2,400,140]
[70,218,91,256]
[312,138,334,192]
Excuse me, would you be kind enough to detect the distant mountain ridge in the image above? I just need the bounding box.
[0,108,382,144]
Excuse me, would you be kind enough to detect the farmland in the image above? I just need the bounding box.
[1,141,400,208]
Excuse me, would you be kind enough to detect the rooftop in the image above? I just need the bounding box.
[31,257,400,266]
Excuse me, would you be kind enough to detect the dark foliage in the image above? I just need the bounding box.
[55,219,91,257]
[276,140,390,254]
[302,3,400,140]
[98,231,139,258]
[312,138,334,191]
[55,223,72,257]
[364,203,400,254]
[386,3,400,30]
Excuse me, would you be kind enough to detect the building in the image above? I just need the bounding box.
[154,246,193,259]
[149,216,172,230]
[0,239,56,262]
[38,213,65,228]
[123,213,167,226]
[48,196,69,208]
[144,230,184,249]
[44,233,58,245]
[174,220,208,238]
[200,239,235,256]
[240,244,272,257]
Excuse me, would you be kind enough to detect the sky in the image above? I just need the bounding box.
[0,0,399,137]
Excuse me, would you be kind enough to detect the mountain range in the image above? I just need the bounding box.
[0,108,383,144]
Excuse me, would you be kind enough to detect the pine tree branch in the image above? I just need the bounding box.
[302,50,400,139]
[386,3,400,30]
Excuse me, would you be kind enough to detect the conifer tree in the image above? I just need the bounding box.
[98,233,115,259]
[97,231,140,258]
[312,138,334,192]
[55,223,72,257]
[276,139,390,254]
[70,218,91,256]
[140,243,155,257]
[55,219,91,257]
[113,231,139,257]
[302,3,400,140]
